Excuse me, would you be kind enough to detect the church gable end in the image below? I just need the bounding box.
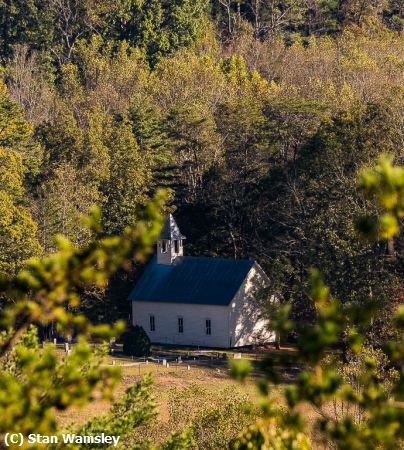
[129,215,275,348]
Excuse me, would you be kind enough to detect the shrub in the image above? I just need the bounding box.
[122,325,151,357]
[168,384,258,449]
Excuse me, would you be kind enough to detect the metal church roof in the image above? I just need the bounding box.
[128,256,255,306]
[159,214,186,240]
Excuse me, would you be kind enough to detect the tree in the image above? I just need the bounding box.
[0,157,41,274]
[102,119,152,235]
[110,0,209,66]
[35,106,110,250]
[169,385,258,450]
[339,0,388,26]
[0,82,41,274]
[384,0,404,31]
[0,0,54,60]
[165,103,220,202]
[36,109,83,172]
[246,0,309,37]
[177,56,272,259]
[0,80,42,180]
[0,192,166,448]
[322,345,399,427]
[57,35,149,118]
[121,325,151,357]
[231,157,404,449]
[35,163,100,252]
[7,45,55,126]
[128,98,169,169]
[42,0,124,65]
[255,102,401,331]
[72,375,156,449]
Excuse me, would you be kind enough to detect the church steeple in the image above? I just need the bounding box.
[157,214,186,264]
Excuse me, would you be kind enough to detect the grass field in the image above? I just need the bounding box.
[54,344,324,447]
[56,358,263,427]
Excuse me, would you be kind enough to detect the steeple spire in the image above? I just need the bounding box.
[157,214,186,264]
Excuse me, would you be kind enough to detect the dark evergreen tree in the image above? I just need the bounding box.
[109,0,209,66]
[122,325,151,357]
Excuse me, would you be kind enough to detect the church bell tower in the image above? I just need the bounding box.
[157,214,186,264]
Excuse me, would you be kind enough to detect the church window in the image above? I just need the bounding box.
[161,241,168,253]
[174,240,179,253]
[206,319,211,335]
[150,315,155,331]
[178,317,184,333]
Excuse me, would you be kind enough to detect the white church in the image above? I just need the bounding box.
[128,215,275,348]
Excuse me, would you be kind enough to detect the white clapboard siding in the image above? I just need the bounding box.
[229,263,276,347]
[132,263,276,348]
[132,301,231,347]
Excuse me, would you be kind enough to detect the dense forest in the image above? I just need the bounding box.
[0,1,403,449]
[0,0,403,339]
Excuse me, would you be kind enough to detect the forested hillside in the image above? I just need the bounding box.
[0,0,403,338]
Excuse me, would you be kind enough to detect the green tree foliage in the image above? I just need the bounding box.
[0,80,42,179]
[0,192,166,449]
[173,385,258,450]
[72,374,157,449]
[322,345,400,427]
[0,82,41,274]
[3,8,401,327]
[0,164,42,274]
[0,0,209,66]
[384,0,404,31]
[231,158,404,449]
[62,36,149,114]
[247,0,310,37]
[357,155,404,240]
[0,0,53,60]
[252,103,401,333]
[74,375,198,449]
[36,163,100,252]
[339,0,389,26]
[0,80,33,148]
[102,119,152,235]
[110,0,209,66]
[0,6,403,447]
[213,0,402,37]
[128,99,170,172]
[1,0,402,68]
[165,103,219,202]
[121,325,151,357]
[1,326,121,440]
[35,109,107,250]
